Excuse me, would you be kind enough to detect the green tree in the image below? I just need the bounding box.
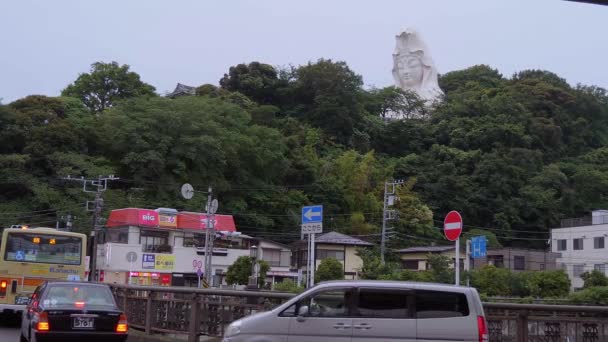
[426,254,454,284]
[528,270,570,298]
[226,256,269,286]
[219,62,284,105]
[62,61,156,113]
[470,265,511,296]
[570,287,608,305]
[581,270,608,288]
[315,258,344,282]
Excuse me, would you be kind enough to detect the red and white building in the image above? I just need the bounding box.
[96,207,252,287]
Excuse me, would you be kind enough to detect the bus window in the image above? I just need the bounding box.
[3,232,82,265]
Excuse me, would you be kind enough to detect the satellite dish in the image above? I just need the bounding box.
[207,199,219,214]
[181,183,194,200]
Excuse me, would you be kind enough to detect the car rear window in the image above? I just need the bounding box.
[43,285,115,307]
[415,290,469,318]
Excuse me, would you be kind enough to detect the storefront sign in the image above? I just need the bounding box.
[155,255,175,270]
[159,214,177,228]
[138,209,159,227]
[142,254,155,269]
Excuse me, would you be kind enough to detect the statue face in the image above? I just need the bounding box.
[396,56,424,88]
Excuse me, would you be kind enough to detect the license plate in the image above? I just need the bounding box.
[72,317,95,329]
[14,296,30,305]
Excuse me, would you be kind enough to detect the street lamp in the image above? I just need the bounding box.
[250,245,258,259]
[249,245,258,289]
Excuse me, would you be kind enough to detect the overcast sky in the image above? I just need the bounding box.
[1,0,606,103]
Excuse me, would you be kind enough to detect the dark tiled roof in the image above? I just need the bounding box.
[396,246,455,253]
[166,83,196,97]
[314,231,374,246]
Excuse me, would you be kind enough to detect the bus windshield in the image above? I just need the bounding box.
[3,232,82,265]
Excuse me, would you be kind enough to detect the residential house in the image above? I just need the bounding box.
[397,246,461,271]
[471,248,559,272]
[293,231,373,280]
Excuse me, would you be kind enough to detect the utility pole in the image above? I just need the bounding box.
[63,175,119,281]
[380,179,404,263]
[203,186,217,286]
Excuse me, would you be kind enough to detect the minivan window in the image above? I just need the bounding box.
[280,288,352,318]
[415,290,469,318]
[356,289,412,318]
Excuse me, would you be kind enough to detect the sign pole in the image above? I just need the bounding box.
[455,238,460,286]
[312,234,315,287]
[465,239,471,287]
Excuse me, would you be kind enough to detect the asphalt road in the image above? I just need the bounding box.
[0,315,21,341]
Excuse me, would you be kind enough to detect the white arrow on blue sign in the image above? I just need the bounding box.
[302,205,323,224]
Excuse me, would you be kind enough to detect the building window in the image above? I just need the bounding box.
[595,264,606,274]
[262,249,282,267]
[402,260,419,270]
[183,233,205,248]
[488,255,504,268]
[539,263,545,271]
[316,249,345,261]
[140,231,170,253]
[514,256,525,270]
[557,239,567,251]
[594,237,605,249]
[573,238,584,250]
[573,264,585,278]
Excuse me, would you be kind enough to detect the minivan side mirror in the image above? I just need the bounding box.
[296,306,309,322]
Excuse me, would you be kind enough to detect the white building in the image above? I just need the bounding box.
[95,208,295,287]
[551,210,608,290]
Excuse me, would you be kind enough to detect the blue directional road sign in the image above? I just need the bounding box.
[302,205,323,224]
[471,236,487,259]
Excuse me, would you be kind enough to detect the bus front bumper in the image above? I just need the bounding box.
[0,303,25,314]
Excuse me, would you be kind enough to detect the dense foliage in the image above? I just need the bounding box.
[2,59,608,251]
[225,256,269,286]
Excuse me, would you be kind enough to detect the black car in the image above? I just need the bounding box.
[20,281,128,342]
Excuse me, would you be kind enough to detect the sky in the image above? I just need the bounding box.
[1,0,607,103]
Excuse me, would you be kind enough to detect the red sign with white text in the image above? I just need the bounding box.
[443,210,463,241]
[137,209,159,226]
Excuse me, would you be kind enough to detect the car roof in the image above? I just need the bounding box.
[313,280,472,293]
[45,281,109,288]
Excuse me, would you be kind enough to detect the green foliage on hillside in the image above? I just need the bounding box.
[2,59,608,249]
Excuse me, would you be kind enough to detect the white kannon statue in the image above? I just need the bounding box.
[392,28,443,103]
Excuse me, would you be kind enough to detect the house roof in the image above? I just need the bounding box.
[396,246,455,253]
[313,231,374,246]
[166,83,196,98]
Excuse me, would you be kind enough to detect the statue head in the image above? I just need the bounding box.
[392,29,443,103]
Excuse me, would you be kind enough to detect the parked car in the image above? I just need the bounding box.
[223,280,487,342]
[20,281,128,342]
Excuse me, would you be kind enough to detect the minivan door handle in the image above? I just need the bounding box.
[333,322,352,329]
[354,323,371,330]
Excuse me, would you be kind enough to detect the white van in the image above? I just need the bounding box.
[223,280,488,342]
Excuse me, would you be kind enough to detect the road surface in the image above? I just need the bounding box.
[0,316,20,341]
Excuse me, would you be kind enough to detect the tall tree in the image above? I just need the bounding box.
[62,61,156,113]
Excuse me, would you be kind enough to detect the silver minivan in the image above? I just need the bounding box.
[223,280,488,342]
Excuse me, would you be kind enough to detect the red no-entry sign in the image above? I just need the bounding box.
[443,211,463,241]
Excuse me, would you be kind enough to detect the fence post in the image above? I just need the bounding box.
[188,294,200,342]
[517,310,529,342]
[122,288,128,312]
[145,291,153,335]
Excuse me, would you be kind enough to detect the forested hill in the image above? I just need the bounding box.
[1,60,608,249]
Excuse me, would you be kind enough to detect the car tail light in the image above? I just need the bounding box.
[478,315,488,342]
[35,312,50,332]
[74,301,85,308]
[116,313,128,333]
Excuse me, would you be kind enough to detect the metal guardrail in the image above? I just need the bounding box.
[109,284,608,342]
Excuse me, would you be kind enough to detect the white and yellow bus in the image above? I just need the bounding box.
[0,227,87,315]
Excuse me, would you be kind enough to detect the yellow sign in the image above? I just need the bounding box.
[159,214,177,228]
[154,255,175,270]
[31,266,49,275]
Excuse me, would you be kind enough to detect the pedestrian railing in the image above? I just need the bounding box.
[109,284,608,342]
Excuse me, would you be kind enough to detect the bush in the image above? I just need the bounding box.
[569,286,608,305]
[316,258,344,282]
[273,279,305,293]
[581,270,608,288]
[529,270,570,298]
